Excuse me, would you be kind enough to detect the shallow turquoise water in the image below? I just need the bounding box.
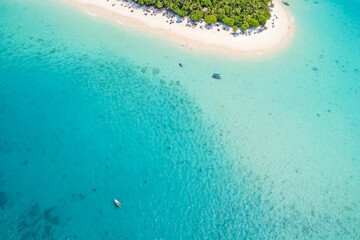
[0,0,359,239]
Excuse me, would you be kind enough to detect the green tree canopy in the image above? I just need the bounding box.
[222,16,234,26]
[134,0,272,27]
[249,18,260,28]
[233,16,242,25]
[258,15,267,26]
[204,15,217,24]
[190,10,204,21]
[155,1,163,8]
[241,22,249,30]
[200,0,212,7]
[176,9,188,17]
[145,0,156,5]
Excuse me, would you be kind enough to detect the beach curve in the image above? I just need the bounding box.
[61,0,295,56]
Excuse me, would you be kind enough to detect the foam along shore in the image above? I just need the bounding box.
[61,0,294,56]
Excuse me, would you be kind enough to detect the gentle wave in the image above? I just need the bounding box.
[86,11,98,17]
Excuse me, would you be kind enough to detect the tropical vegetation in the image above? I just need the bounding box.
[132,0,273,29]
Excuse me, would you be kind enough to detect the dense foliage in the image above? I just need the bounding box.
[133,0,273,28]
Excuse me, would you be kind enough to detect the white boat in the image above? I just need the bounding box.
[114,199,121,207]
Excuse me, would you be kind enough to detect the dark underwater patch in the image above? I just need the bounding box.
[152,67,160,75]
[0,192,8,207]
[14,203,63,239]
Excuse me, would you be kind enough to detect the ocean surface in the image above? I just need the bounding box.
[0,0,359,239]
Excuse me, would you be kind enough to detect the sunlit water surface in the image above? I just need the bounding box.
[0,0,359,239]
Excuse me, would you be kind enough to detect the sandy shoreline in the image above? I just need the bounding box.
[61,0,295,56]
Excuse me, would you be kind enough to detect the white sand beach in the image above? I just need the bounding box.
[61,0,294,55]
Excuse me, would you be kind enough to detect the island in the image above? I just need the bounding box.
[62,0,294,55]
[132,0,273,31]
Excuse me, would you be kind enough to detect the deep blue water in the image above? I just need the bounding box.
[0,0,359,239]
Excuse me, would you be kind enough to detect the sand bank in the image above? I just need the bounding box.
[61,0,294,56]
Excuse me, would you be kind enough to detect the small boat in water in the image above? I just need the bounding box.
[282,1,289,6]
[212,73,221,79]
[114,199,121,207]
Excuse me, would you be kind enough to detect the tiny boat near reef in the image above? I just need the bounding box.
[212,73,221,79]
[114,199,121,207]
[282,1,289,6]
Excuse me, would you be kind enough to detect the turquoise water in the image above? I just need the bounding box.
[0,0,359,238]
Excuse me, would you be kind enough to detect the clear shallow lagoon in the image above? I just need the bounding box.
[0,0,359,239]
